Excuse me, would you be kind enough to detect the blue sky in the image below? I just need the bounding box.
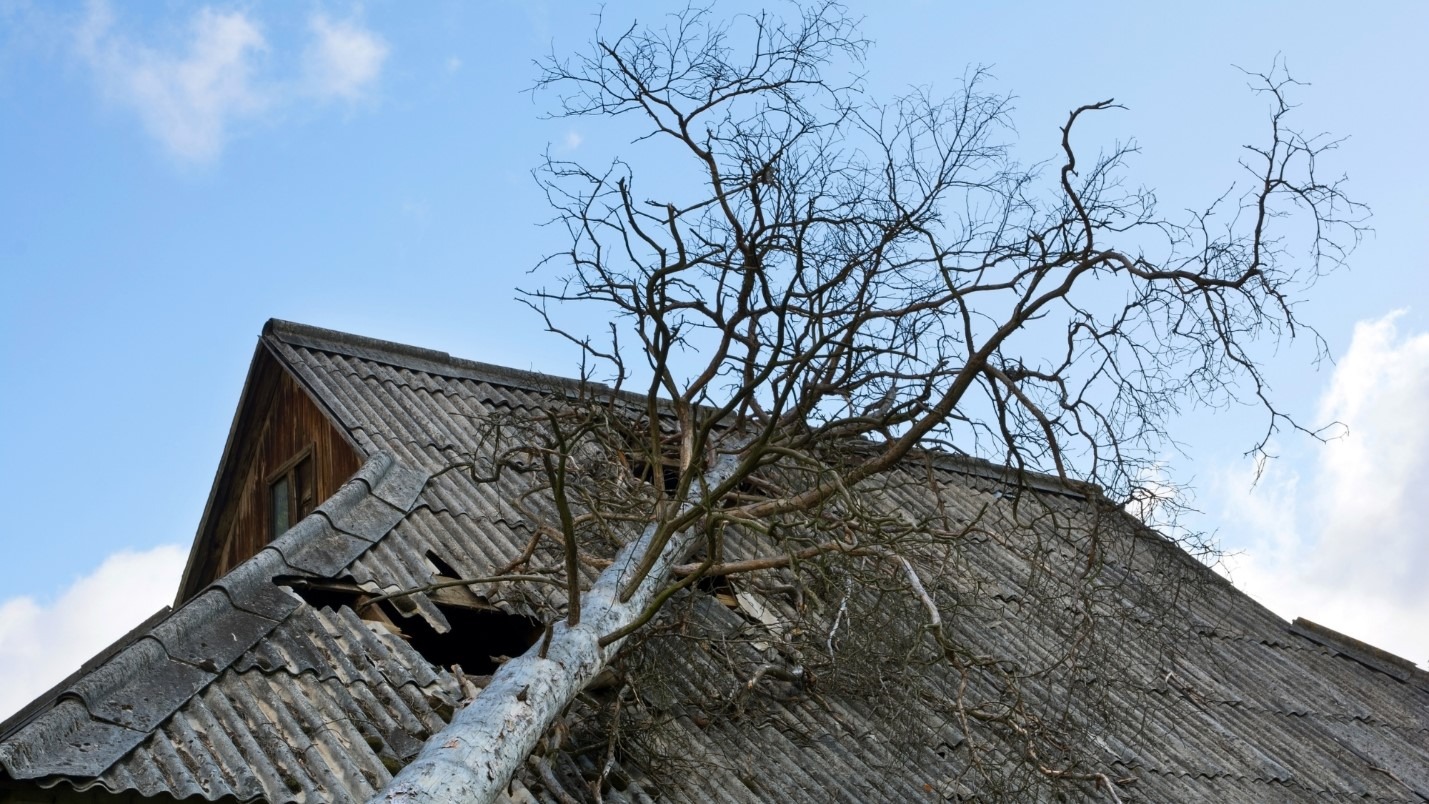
[2,1,1427,717]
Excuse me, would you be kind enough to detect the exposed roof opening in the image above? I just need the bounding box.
[615,416,689,496]
[630,457,682,495]
[425,550,463,580]
[693,561,736,605]
[280,578,357,612]
[395,603,543,675]
[695,570,734,597]
[280,577,543,676]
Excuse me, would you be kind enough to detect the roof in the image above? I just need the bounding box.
[3,319,1427,803]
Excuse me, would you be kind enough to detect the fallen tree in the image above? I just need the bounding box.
[373,4,1362,801]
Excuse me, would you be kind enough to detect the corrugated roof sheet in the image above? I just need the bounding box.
[3,319,1426,803]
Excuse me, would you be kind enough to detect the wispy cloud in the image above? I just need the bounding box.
[75,3,390,163]
[1217,310,1429,665]
[77,2,268,162]
[303,13,389,101]
[0,544,187,721]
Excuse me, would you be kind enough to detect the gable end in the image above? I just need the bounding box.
[175,340,362,603]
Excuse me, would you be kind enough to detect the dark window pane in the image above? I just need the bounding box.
[271,475,291,538]
[295,455,316,519]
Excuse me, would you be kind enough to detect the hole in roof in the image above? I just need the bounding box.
[395,605,543,675]
[604,766,631,793]
[425,550,463,580]
[615,416,689,495]
[281,577,543,676]
[629,458,682,495]
[694,567,735,603]
[683,544,739,607]
[277,577,360,612]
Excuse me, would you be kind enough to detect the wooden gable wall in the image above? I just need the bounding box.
[176,344,362,603]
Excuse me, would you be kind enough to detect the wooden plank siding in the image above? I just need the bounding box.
[176,345,362,603]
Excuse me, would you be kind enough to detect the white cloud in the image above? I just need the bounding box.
[1217,310,1429,665]
[75,3,389,162]
[303,13,389,101]
[0,545,186,721]
[77,1,269,162]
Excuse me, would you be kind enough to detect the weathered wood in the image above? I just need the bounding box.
[178,348,362,602]
[426,577,499,611]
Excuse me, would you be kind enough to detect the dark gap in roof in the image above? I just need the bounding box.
[394,604,544,676]
[694,567,735,604]
[280,576,543,676]
[683,539,736,605]
[280,578,361,612]
[604,766,632,793]
[425,550,463,580]
[729,475,772,503]
[616,415,687,495]
[629,457,681,495]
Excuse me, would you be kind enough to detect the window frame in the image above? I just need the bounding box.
[267,445,317,539]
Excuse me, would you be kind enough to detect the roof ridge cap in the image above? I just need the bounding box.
[264,318,605,397]
[266,318,454,368]
[1290,617,1423,683]
[909,449,1094,500]
[267,451,427,575]
[0,607,170,743]
[263,320,1091,500]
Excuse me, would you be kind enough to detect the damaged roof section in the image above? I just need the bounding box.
[3,319,1428,803]
[0,452,469,802]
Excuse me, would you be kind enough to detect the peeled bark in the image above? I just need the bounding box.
[368,456,740,804]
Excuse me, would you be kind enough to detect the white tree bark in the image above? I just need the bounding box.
[368,455,740,804]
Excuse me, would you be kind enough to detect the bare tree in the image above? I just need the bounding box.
[372,4,1362,802]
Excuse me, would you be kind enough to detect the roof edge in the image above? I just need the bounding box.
[1290,617,1425,684]
[265,319,1093,501]
[0,452,426,785]
[0,607,171,743]
[264,318,608,399]
[177,340,272,606]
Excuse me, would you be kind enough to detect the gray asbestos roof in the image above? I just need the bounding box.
[2,320,1427,803]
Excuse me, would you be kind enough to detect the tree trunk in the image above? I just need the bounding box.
[367,455,739,804]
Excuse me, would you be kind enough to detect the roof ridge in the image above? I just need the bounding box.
[1290,617,1427,687]
[264,318,602,398]
[265,319,1096,501]
[0,607,170,743]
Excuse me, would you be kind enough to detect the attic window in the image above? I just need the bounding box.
[270,448,316,538]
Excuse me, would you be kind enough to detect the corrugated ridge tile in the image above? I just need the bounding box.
[150,588,280,670]
[66,637,214,733]
[0,700,147,779]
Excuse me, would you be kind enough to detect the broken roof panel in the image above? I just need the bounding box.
[1,452,472,803]
[3,319,1427,803]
